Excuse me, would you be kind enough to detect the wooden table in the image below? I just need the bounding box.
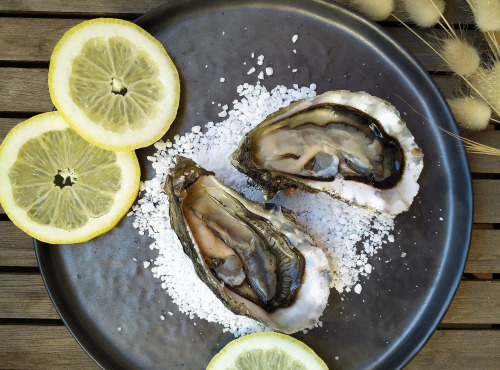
[0,1,499,368]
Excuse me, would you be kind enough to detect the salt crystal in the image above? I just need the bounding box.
[247,67,256,75]
[133,77,395,337]
[258,71,264,79]
[292,34,299,43]
[265,67,274,76]
[220,77,225,83]
[143,261,151,268]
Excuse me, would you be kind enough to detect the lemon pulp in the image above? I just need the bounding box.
[0,112,140,244]
[10,128,121,229]
[49,18,180,151]
[70,36,165,133]
[207,332,328,370]
[232,348,307,369]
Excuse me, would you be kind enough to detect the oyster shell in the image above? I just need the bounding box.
[164,156,332,334]
[230,90,424,214]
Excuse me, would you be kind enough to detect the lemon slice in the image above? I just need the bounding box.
[0,112,140,244]
[49,18,180,151]
[207,332,328,370]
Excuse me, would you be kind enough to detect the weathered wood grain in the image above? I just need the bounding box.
[0,274,59,319]
[1,272,498,323]
[0,68,470,113]
[0,68,50,113]
[0,0,163,17]
[0,18,84,62]
[0,222,497,272]
[0,223,37,267]
[442,281,500,324]
[0,325,498,369]
[0,0,473,24]
[0,325,100,369]
[0,13,485,70]
[473,180,500,224]
[407,330,500,369]
[465,131,500,174]
[465,230,500,274]
[1,180,498,266]
[0,118,24,143]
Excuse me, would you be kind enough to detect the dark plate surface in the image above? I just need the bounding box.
[34,0,473,369]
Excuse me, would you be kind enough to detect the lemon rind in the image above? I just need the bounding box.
[0,112,140,244]
[206,331,328,370]
[48,18,180,151]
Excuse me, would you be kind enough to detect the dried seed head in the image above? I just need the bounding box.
[402,0,445,28]
[349,0,394,21]
[471,62,500,114]
[447,96,491,130]
[469,0,500,32]
[441,38,480,77]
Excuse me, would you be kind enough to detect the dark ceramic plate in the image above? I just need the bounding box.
[35,0,472,368]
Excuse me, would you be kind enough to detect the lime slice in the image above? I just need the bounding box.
[48,18,180,151]
[207,332,328,370]
[0,111,140,244]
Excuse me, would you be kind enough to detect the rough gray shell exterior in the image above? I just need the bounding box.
[230,90,424,214]
[164,156,331,333]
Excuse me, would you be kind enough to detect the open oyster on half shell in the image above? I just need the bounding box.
[230,90,424,215]
[164,156,332,334]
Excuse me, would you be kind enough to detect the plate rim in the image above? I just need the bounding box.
[34,0,473,368]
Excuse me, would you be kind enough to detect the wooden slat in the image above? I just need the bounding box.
[466,131,500,174]
[0,225,498,271]
[2,270,496,323]
[0,0,473,23]
[442,281,500,324]
[0,325,99,369]
[0,118,24,143]
[0,222,37,267]
[407,330,500,369]
[465,230,500,274]
[0,70,464,113]
[0,18,485,69]
[0,0,476,25]
[1,325,498,369]
[0,0,164,17]
[0,18,83,63]
[432,75,457,98]
[0,274,58,319]
[0,182,498,267]
[0,68,50,113]
[473,180,500,224]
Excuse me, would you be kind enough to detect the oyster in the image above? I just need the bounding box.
[164,156,332,334]
[230,90,424,214]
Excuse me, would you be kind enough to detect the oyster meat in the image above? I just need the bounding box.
[164,156,332,334]
[230,90,424,214]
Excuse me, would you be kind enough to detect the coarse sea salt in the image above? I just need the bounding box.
[132,81,395,336]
